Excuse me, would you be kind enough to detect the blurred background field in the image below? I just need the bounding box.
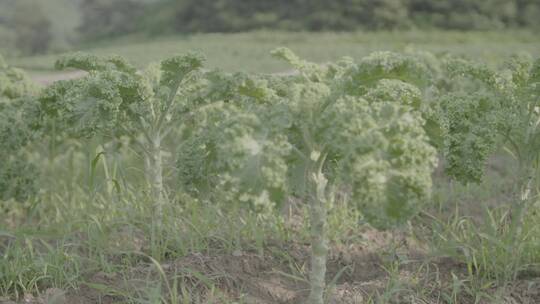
[11,31,540,76]
[1,0,539,75]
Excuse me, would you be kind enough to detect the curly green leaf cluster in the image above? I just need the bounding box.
[178,102,291,214]
[364,79,423,109]
[438,93,502,183]
[160,53,204,90]
[0,157,37,202]
[342,51,436,96]
[197,48,439,227]
[39,52,206,139]
[0,54,39,202]
[436,55,540,183]
[55,52,137,73]
[0,55,37,100]
[46,74,150,137]
[317,97,436,228]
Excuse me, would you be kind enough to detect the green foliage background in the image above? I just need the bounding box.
[2,0,540,55]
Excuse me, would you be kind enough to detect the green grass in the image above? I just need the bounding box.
[9,30,540,75]
[2,143,540,303]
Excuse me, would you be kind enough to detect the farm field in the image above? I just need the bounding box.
[1,30,540,304]
[8,30,540,77]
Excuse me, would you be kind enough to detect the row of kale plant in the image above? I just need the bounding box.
[1,50,539,303]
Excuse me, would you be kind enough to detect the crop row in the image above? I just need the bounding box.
[1,50,539,303]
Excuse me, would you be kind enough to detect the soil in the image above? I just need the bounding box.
[5,227,538,304]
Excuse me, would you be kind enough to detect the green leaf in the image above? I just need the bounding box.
[55,52,136,73]
[160,52,205,90]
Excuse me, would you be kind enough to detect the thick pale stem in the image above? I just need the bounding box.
[512,165,534,235]
[307,164,328,304]
[146,134,165,226]
[519,166,534,203]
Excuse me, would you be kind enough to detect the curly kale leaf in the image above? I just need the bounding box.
[265,49,438,226]
[0,155,37,202]
[55,52,137,73]
[318,97,437,228]
[436,55,540,183]
[0,55,39,202]
[39,70,148,138]
[438,93,502,183]
[177,102,292,214]
[160,53,205,90]
[41,52,205,138]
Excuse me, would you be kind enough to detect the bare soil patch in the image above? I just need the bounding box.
[22,228,535,304]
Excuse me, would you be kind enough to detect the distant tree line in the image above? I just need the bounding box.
[0,0,52,55]
[147,0,540,31]
[2,0,540,55]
